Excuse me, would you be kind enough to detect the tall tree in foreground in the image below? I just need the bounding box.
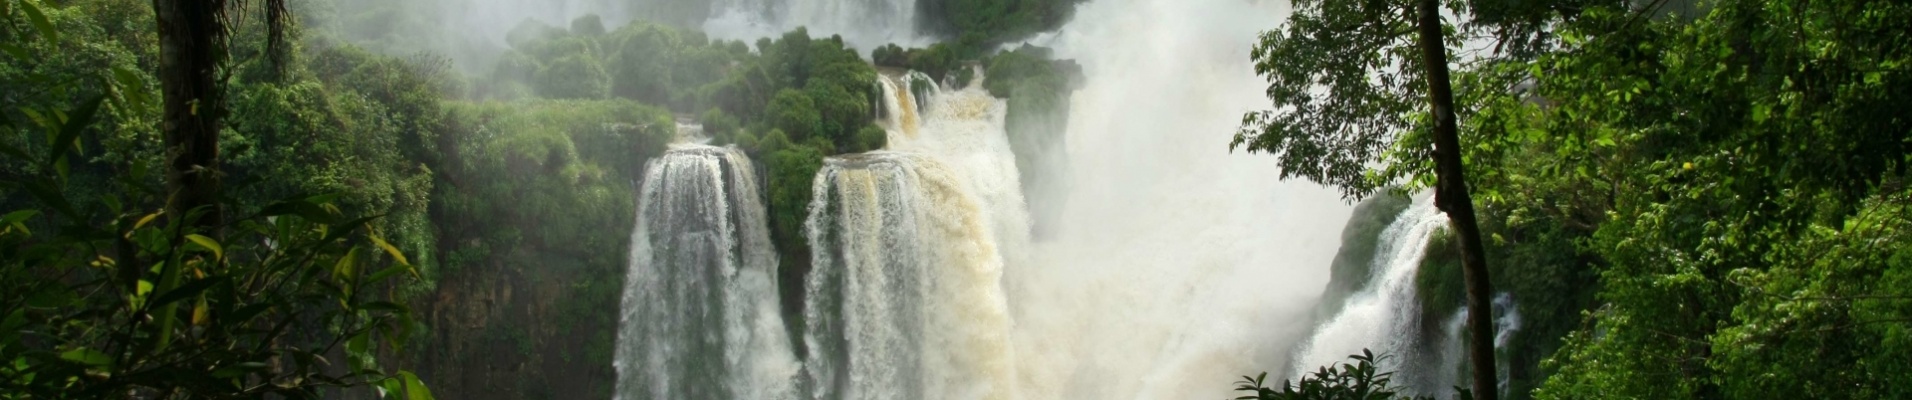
[1,0,433,397]
[151,0,289,229]
[152,0,230,229]
[1234,0,1504,397]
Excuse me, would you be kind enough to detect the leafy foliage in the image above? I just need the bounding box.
[1232,0,1431,200]
[1,2,431,397]
[1233,350,1452,400]
[1244,0,1912,399]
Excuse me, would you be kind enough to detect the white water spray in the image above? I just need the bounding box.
[614,144,799,400]
[684,0,1362,399]
[798,69,1024,400]
[1288,197,1449,394]
[1436,293,1523,396]
[1006,0,1354,398]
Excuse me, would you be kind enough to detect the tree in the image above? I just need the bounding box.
[0,1,434,397]
[767,89,822,142]
[1233,1,1499,397]
[152,0,264,230]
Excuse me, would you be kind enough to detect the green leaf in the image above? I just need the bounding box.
[305,192,344,204]
[184,234,223,260]
[19,0,57,43]
[48,94,105,177]
[0,43,28,61]
[60,347,112,366]
[133,212,161,230]
[259,199,335,224]
[370,235,410,266]
[377,377,405,398]
[111,66,150,108]
[20,180,78,218]
[151,277,220,308]
[366,264,416,285]
[400,371,435,400]
[2,209,38,235]
[333,247,359,282]
[321,215,382,244]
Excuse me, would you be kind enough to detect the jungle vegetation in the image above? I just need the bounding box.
[1242,0,1911,398]
[0,0,1079,397]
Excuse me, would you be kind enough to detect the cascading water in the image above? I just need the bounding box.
[1287,197,1451,395]
[1435,294,1522,396]
[614,144,799,400]
[1290,196,1524,397]
[683,0,1363,399]
[802,153,1019,400]
[874,71,942,139]
[799,68,1024,400]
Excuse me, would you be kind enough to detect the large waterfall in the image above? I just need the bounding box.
[802,153,1019,400]
[798,70,1023,400]
[614,145,799,400]
[615,0,1379,398]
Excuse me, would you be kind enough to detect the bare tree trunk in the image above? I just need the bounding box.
[152,0,228,230]
[1414,0,1498,399]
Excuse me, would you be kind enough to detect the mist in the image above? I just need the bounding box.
[317,0,1358,397]
[308,0,672,72]
[1006,0,1352,397]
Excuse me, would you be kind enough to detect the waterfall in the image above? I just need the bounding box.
[874,71,941,140]
[676,0,1370,399]
[1435,293,1522,396]
[799,69,1023,400]
[615,144,799,400]
[1291,196,1525,397]
[802,153,1019,400]
[1288,197,1450,395]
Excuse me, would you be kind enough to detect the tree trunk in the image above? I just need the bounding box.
[152,0,228,230]
[1414,1,1499,399]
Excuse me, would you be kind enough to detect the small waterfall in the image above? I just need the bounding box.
[1436,293,1522,396]
[875,72,927,139]
[615,144,799,400]
[1288,197,1449,394]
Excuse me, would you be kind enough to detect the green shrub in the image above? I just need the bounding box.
[1233,350,1450,400]
[851,124,889,153]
